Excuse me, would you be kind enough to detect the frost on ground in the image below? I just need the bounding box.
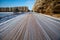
[0,12,21,23]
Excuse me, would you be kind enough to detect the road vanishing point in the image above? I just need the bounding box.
[0,12,60,40]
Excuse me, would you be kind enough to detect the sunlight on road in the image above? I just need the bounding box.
[0,12,60,40]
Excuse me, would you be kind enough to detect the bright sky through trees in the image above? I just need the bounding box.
[0,0,35,10]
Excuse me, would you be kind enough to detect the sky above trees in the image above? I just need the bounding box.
[0,0,35,10]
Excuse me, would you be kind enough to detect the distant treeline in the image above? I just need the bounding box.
[0,7,29,12]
